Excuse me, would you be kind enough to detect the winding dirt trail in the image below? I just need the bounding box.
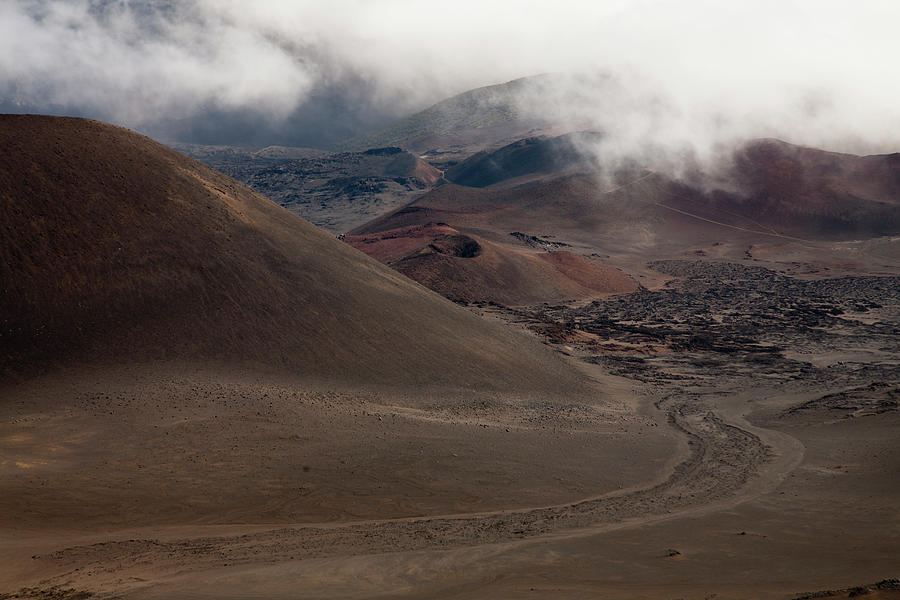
[32,391,803,595]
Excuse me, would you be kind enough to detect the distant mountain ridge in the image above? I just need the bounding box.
[336,74,591,162]
[337,76,536,151]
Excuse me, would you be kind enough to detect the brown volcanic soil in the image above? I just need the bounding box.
[0,115,581,392]
[345,223,638,304]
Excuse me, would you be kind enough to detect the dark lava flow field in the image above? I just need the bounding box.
[492,260,899,420]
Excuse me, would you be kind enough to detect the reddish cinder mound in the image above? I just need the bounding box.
[344,223,461,263]
[0,115,585,392]
[346,223,638,304]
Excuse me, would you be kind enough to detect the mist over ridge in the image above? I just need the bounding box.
[2,1,899,156]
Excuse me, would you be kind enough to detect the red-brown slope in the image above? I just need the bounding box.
[721,139,900,235]
[345,224,638,304]
[0,115,585,392]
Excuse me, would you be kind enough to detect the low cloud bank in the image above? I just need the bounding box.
[2,1,898,152]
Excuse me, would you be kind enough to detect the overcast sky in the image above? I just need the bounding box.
[2,0,899,152]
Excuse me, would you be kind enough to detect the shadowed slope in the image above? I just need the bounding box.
[720,139,900,236]
[0,115,583,392]
[445,132,602,189]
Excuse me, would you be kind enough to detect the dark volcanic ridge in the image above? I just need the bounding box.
[444,131,603,189]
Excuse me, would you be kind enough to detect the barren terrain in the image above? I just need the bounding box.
[1,115,898,599]
[4,257,898,599]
